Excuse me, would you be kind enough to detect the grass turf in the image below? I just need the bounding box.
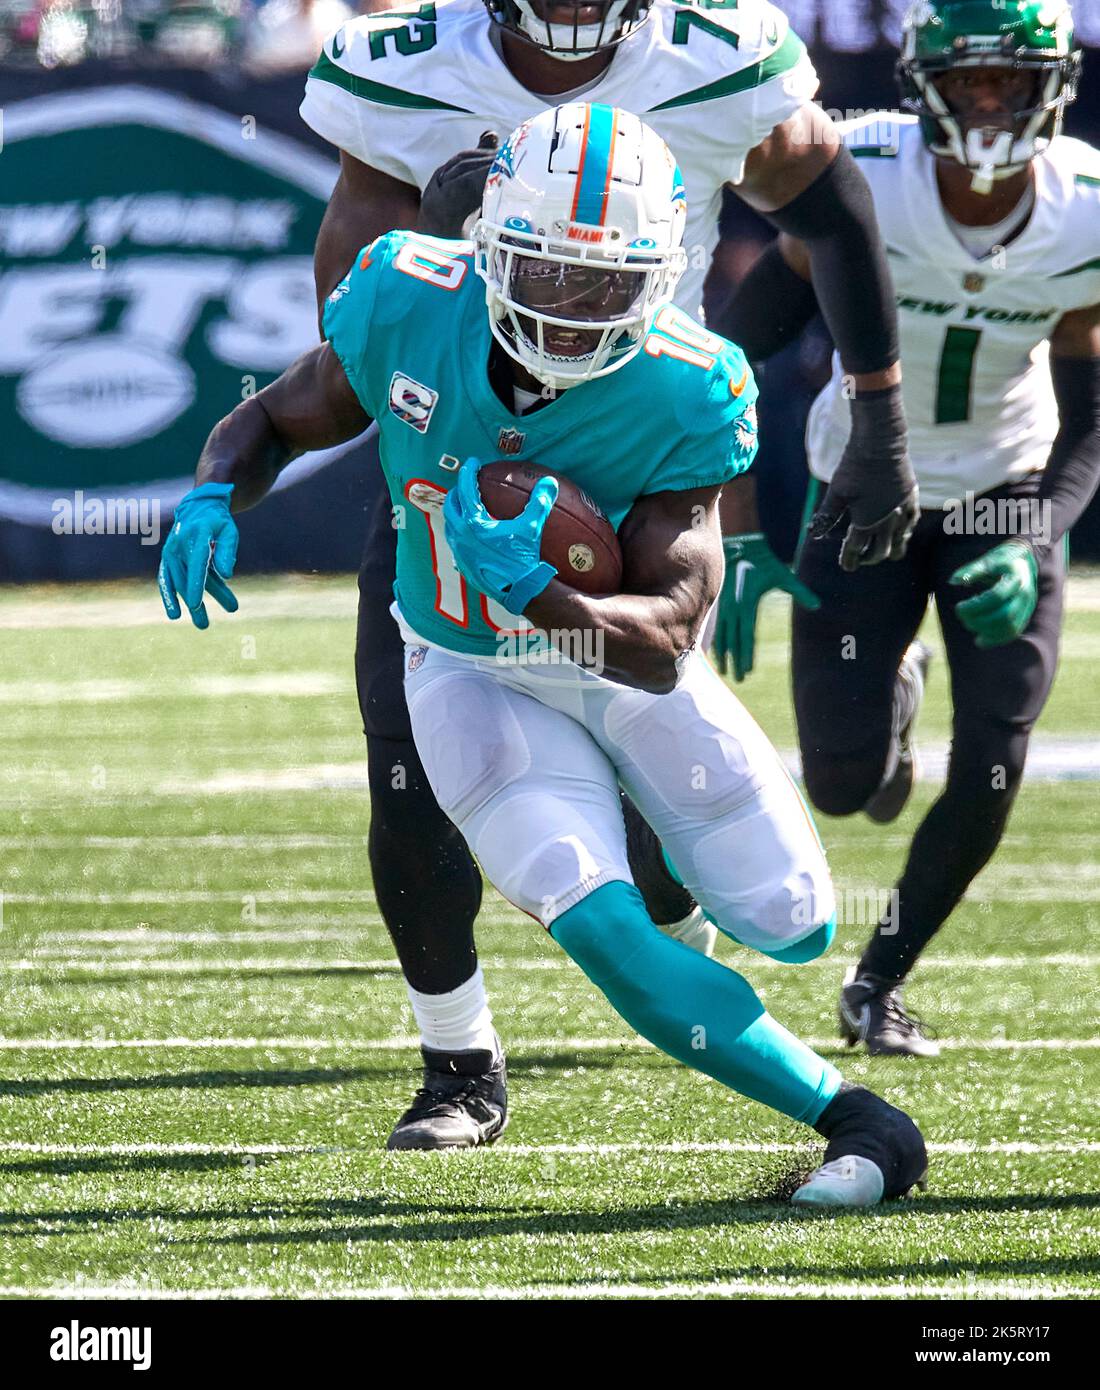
[0,574,1097,1299]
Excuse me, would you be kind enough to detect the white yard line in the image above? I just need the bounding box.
[0,1035,1094,1052]
[0,673,348,705]
[0,1279,1090,1300]
[0,1139,1096,1157]
[8,882,1100,904]
[0,835,368,851]
[6,952,1100,972]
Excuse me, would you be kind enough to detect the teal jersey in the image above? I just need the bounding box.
[323,230,758,657]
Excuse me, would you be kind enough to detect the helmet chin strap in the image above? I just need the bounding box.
[965,127,1017,195]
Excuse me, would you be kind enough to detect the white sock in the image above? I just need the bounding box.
[407,967,498,1057]
[655,905,717,957]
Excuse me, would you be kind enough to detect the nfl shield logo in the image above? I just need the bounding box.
[497,427,525,455]
[407,647,428,674]
[963,271,985,293]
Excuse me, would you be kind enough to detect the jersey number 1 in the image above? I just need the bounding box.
[935,325,982,424]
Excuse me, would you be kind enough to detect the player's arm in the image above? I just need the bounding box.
[718,103,917,571]
[950,302,1100,648]
[159,344,372,628]
[526,485,726,695]
[1040,302,1100,545]
[314,150,421,317]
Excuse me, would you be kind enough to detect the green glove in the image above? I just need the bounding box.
[713,533,820,682]
[951,541,1039,649]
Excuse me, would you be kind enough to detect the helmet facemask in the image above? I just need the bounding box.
[908,58,1079,191]
[475,222,685,389]
[483,0,652,61]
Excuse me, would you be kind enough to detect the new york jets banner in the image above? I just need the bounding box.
[0,84,336,522]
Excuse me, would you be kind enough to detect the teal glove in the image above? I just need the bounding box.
[951,541,1039,649]
[158,482,239,630]
[443,458,559,615]
[713,533,820,682]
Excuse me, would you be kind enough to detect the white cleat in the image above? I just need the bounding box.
[657,905,717,957]
[791,1155,886,1209]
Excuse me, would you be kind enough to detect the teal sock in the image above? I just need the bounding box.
[551,882,842,1125]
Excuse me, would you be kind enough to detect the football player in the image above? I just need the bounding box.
[158,104,928,1207]
[283,0,921,1149]
[715,0,1100,1053]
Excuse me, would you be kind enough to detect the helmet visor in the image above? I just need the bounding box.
[930,64,1047,133]
[509,254,647,320]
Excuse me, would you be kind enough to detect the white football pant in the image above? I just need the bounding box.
[403,643,835,952]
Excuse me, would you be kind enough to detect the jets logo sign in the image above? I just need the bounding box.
[0,87,336,523]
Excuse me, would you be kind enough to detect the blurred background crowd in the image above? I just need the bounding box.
[9,0,1099,73]
[1,0,353,73]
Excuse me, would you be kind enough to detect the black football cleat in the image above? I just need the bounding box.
[864,640,932,824]
[792,1082,928,1208]
[386,1043,508,1151]
[839,966,941,1058]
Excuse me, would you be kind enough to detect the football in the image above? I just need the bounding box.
[477,459,623,596]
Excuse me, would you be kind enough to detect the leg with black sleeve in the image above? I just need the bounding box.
[850,494,1065,1048]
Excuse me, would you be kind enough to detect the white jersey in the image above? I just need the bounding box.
[806,115,1100,507]
[300,0,819,316]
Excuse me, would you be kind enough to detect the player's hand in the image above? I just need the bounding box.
[418,131,500,238]
[158,482,239,630]
[951,541,1039,648]
[809,383,920,572]
[713,533,820,682]
[443,457,558,615]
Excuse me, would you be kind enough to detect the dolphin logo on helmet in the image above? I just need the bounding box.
[473,103,688,391]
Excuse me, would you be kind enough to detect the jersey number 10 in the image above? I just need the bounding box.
[404,479,530,635]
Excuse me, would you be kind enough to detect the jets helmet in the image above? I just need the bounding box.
[482,0,653,62]
[898,1,1082,192]
[473,103,688,390]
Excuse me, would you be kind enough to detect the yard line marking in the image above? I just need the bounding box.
[2,891,383,904]
[0,834,368,851]
[0,585,361,630]
[157,742,1100,793]
[2,831,1095,852]
[1,1140,1096,1156]
[0,1035,1095,1052]
[8,950,1100,973]
[12,948,1100,970]
[0,673,347,706]
[10,883,1100,905]
[0,1280,1090,1301]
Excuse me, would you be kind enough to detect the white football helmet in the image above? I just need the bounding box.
[473,103,688,391]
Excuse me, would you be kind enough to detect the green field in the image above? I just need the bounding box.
[0,574,1097,1300]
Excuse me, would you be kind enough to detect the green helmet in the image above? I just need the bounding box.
[897,2,1082,190]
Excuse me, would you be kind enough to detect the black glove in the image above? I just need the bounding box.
[417,131,500,238]
[809,383,920,572]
